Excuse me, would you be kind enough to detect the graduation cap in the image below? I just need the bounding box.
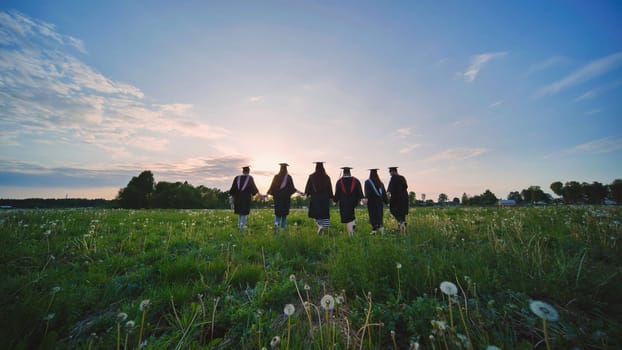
[388,166,398,172]
[368,168,379,173]
[341,166,352,176]
[279,163,289,167]
[313,161,325,171]
[242,166,250,173]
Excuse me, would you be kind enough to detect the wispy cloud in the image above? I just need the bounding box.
[0,10,228,155]
[574,79,622,102]
[462,52,507,82]
[248,96,263,103]
[428,147,488,161]
[565,137,622,154]
[395,128,411,138]
[399,144,420,154]
[0,156,249,188]
[537,51,622,97]
[524,56,568,77]
[489,100,503,108]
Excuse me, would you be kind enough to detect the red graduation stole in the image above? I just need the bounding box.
[339,178,356,194]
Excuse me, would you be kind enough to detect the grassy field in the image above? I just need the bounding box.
[1,206,621,349]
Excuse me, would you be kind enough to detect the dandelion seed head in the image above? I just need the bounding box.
[529,300,559,321]
[304,283,311,291]
[390,330,396,337]
[139,299,151,311]
[117,312,128,322]
[396,262,402,269]
[50,286,61,294]
[440,281,458,296]
[270,335,281,348]
[125,320,135,331]
[289,274,296,282]
[321,294,335,310]
[284,303,295,316]
[43,313,55,321]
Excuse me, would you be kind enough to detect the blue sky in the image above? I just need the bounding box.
[1,1,621,200]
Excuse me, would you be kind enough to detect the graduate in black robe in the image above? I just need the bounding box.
[334,167,364,236]
[364,168,388,233]
[387,166,409,233]
[229,166,260,231]
[304,162,333,234]
[267,163,302,234]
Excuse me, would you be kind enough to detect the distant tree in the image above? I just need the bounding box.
[480,189,498,206]
[421,193,426,201]
[609,179,622,203]
[452,197,460,205]
[438,193,448,204]
[564,181,584,204]
[461,193,469,205]
[117,170,155,208]
[550,181,564,197]
[408,192,417,206]
[583,181,608,204]
[521,186,547,203]
[507,191,522,203]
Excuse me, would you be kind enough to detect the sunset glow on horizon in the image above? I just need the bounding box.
[1,1,621,201]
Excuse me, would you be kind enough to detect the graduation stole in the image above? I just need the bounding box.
[279,174,289,190]
[236,175,251,191]
[366,179,382,197]
[339,177,357,195]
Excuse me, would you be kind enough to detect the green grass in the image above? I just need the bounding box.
[1,206,621,349]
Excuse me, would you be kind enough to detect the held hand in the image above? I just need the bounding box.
[361,198,368,205]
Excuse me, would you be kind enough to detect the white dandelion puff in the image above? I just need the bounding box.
[396,262,402,269]
[529,300,559,321]
[139,299,151,311]
[117,312,128,322]
[439,281,458,296]
[270,335,281,348]
[50,286,61,294]
[321,294,335,310]
[284,303,295,316]
[289,274,296,282]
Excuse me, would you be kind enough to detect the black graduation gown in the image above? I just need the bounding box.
[387,174,409,220]
[267,174,297,217]
[229,175,259,215]
[304,173,333,220]
[334,177,364,223]
[364,179,388,227]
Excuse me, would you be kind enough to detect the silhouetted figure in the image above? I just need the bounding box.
[364,168,388,234]
[267,163,302,234]
[229,166,259,231]
[304,162,333,234]
[387,166,409,233]
[334,167,363,236]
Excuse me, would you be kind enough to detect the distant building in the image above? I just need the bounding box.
[498,199,516,207]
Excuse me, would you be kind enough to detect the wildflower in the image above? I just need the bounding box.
[390,330,396,337]
[529,300,559,321]
[125,320,136,332]
[304,283,311,291]
[139,299,150,311]
[439,281,458,296]
[50,286,61,294]
[44,230,52,236]
[270,335,281,349]
[320,294,335,310]
[431,320,447,332]
[396,262,402,269]
[117,312,128,322]
[335,294,344,304]
[289,274,296,282]
[284,303,295,316]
